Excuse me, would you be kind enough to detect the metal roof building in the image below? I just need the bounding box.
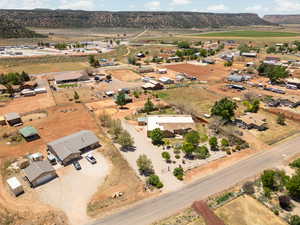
[24,161,56,187]
[19,126,39,141]
[47,130,100,165]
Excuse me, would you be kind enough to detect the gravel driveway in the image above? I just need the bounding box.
[120,121,183,192]
[35,151,110,225]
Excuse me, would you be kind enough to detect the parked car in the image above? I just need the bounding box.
[85,153,97,164]
[73,161,82,170]
[47,153,57,165]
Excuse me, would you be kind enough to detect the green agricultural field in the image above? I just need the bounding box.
[197,30,300,37]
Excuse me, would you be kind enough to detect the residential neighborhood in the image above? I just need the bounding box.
[1,6,300,225]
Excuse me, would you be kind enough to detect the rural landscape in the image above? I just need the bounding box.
[1,3,300,225]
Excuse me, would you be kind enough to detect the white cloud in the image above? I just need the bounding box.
[273,0,300,12]
[144,1,161,10]
[59,0,96,10]
[170,0,192,6]
[206,4,227,11]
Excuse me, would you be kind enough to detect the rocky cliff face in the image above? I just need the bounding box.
[0,18,45,38]
[0,10,273,29]
[264,15,300,24]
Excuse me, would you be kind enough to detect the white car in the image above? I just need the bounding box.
[85,153,97,164]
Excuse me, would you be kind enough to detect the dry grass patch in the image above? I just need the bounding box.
[158,86,221,116]
[87,131,148,217]
[152,208,206,225]
[106,69,141,82]
[215,195,287,225]
[251,110,300,145]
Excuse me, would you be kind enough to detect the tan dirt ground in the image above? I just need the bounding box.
[164,63,232,82]
[215,195,288,225]
[0,93,56,115]
[106,69,141,81]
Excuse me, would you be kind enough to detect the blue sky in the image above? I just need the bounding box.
[0,0,300,16]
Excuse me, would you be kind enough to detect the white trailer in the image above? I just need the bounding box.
[7,177,24,196]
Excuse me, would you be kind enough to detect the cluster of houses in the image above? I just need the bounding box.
[0,81,47,96]
[6,130,100,195]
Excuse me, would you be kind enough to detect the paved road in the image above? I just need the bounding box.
[86,134,300,225]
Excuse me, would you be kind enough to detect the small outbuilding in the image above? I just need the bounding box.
[6,177,24,196]
[19,126,39,141]
[5,112,22,126]
[24,161,57,187]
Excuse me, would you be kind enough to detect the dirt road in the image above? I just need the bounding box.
[87,134,300,225]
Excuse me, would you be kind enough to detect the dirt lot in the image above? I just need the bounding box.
[0,104,99,159]
[152,207,205,225]
[215,195,288,225]
[0,93,56,115]
[86,94,164,119]
[164,63,231,83]
[106,69,141,82]
[36,151,110,225]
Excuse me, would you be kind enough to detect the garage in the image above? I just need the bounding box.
[24,161,57,187]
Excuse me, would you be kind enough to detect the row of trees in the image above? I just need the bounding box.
[258,63,289,84]
[0,71,30,86]
[99,114,134,149]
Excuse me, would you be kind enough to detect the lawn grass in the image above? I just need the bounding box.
[197,30,300,38]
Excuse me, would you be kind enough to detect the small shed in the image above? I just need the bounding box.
[7,177,24,196]
[19,126,39,141]
[5,112,22,126]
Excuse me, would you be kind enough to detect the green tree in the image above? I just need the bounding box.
[150,128,164,145]
[194,146,210,159]
[162,151,171,162]
[117,130,134,148]
[177,41,190,49]
[258,63,289,83]
[147,175,163,189]
[243,99,260,113]
[184,131,200,146]
[116,92,127,108]
[224,61,233,67]
[182,142,195,157]
[266,46,276,54]
[209,136,218,151]
[261,170,276,191]
[221,138,229,147]
[277,113,286,126]
[144,98,155,113]
[290,158,300,169]
[128,56,137,65]
[211,98,238,122]
[109,119,122,139]
[173,167,184,180]
[286,171,300,199]
[74,91,80,101]
[290,215,300,225]
[136,154,154,176]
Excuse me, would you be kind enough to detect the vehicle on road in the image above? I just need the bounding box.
[73,161,82,170]
[85,153,97,164]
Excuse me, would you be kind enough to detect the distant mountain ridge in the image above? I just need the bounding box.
[264,15,300,24]
[0,18,45,39]
[0,10,273,29]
